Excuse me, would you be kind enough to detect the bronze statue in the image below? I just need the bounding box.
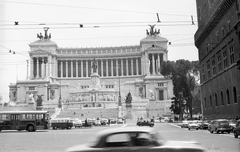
[36,95,43,106]
[92,58,98,73]
[148,24,156,35]
[37,33,43,40]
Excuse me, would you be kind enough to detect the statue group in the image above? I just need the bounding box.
[146,25,161,36]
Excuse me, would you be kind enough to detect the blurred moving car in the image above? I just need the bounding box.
[181,120,190,128]
[188,121,199,130]
[208,119,231,134]
[233,120,240,138]
[228,119,237,132]
[65,127,206,152]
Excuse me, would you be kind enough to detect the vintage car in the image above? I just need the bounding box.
[65,127,206,152]
[199,121,209,130]
[73,119,83,128]
[137,119,154,127]
[188,121,199,130]
[50,118,74,130]
[181,120,190,128]
[208,119,231,134]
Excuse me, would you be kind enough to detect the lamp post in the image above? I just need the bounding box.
[58,77,62,109]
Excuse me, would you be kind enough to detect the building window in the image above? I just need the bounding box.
[29,87,35,90]
[201,65,205,82]
[81,85,89,89]
[211,39,214,48]
[221,91,224,105]
[158,83,164,86]
[204,97,207,109]
[212,56,216,75]
[210,95,212,108]
[227,89,230,105]
[106,85,114,88]
[207,60,211,79]
[223,46,228,68]
[228,20,231,31]
[215,93,218,107]
[229,42,234,65]
[217,51,222,72]
[216,31,219,42]
[221,27,225,37]
[233,86,237,103]
[206,46,209,54]
[158,90,164,100]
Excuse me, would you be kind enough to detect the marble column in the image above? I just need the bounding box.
[30,57,33,78]
[131,58,133,75]
[158,54,161,74]
[66,60,68,78]
[86,60,88,77]
[136,58,139,75]
[116,59,119,76]
[60,60,63,78]
[76,60,78,77]
[71,60,73,77]
[41,58,44,78]
[152,54,155,75]
[126,59,129,76]
[101,60,103,77]
[121,59,124,76]
[81,60,83,77]
[36,58,39,78]
[106,60,109,77]
[111,59,113,76]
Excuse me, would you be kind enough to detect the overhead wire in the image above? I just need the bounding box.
[0,0,197,17]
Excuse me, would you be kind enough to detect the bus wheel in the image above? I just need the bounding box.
[27,125,34,132]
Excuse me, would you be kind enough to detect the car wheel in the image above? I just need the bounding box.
[234,132,238,138]
[227,131,230,134]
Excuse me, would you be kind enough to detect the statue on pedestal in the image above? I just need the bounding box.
[92,58,98,73]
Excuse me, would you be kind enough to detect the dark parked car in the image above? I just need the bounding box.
[50,118,74,130]
[233,120,240,138]
[208,119,231,134]
[199,121,209,130]
[137,119,154,127]
[65,127,206,152]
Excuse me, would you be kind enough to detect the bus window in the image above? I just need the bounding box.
[0,114,9,120]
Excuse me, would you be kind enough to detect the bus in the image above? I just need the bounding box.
[0,111,49,132]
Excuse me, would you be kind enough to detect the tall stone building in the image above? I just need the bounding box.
[9,26,174,118]
[195,0,240,119]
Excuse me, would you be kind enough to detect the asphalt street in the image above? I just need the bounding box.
[0,122,239,152]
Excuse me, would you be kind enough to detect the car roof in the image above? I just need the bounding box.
[96,127,154,137]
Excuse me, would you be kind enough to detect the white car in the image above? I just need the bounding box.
[188,121,199,130]
[66,127,206,152]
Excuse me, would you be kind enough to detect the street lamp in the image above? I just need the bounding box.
[58,76,62,109]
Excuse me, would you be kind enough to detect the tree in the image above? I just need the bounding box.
[161,59,199,120]
[125,92,132,108]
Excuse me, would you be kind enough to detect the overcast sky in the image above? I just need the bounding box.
[0,0,198,102]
